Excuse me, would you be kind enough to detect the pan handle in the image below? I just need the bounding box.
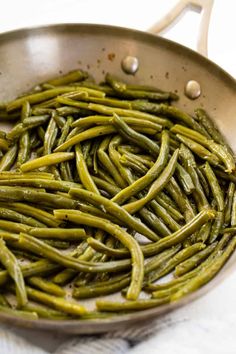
[148,0,213,57]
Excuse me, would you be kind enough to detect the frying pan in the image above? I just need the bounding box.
[0,0,235,334]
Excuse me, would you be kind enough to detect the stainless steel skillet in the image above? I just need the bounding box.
[0,0,235,334]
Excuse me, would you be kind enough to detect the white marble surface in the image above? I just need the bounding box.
[0,0,235,353]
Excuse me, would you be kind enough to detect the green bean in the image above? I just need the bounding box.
[120,154,148,175]
[0,144,18,171]
[17,132,30,167]
[32,107,53,115]
[112,130,169,204]
[97,136,126,188]
[55,125,116,152]
[0,304,38,320]
[96,297,170,312]
[112,114,160,156]
[224,182,235,226]
[43,115,57,155]
[0,202,60,227]
[149,200,181,232]
[0,220,31,233]
[165,177,196,222]
[20,152,74,172]
[196,221,212,243]
[7,87,101,112]
[75,143,99,194]
[0,138,9,151]
[25,286,86,316]
[171,235,236,302]
[209,211,224,243]
[18,233,131,274]
[85,102,172,127]
[69,188,159,242]
[28,227,86,240]
[141,209,215,257]
[138,206,170,237]
[54,210,143,300]
[73,275,130,299]
[152,283,188,299]
[123,149,179,214]
[155,194,184,222]
[87,237,128,258]
[108,135,132,185]
[171,124,235,172]
[0,171,54,180]
[22,303,68,319]
[23,115,50,128]
[175,134,220,166]
[179,143,209,210]
[196,168,210,197]
[27,276,66,297]
[194,108,227,146]
[231,190,236,226]
[174,242,218,276]
[0,207,45,227]
[0,239,27,308]
[57,116,74,146]
[105,73,127,92]
[0,186,78,208]
[203,162,224,211]
[147,243,206,283]
[175,163,195,195]
[46,70,88,86]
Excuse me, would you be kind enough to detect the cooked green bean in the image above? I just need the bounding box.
[55,125,116,152]
[112,114,160,156]
[75,143,100,194]
[112,130,169,204]
[0,144,18,171]
[231,190,236,226]
[0,202,60,227]
[7,87,102,112]
[165,177,196,222]
[171,124,235,172]
[147,243,206,283]
[0,207,45,227]
[171,236,236,302]
[174,242,217,276]
[97,136,126,188]
[0,186,78,208]
[96,297,170,312]
[28,227,86,240]
[0,239,27,308]
[0,171,55,180]
[54,209,143,300]
[27,276,66,297]
[123,149,179,214]
[25,286,86,316]
[203,162,224,211]
[179,143,209,210]
[18,232,131,274]
[44,116,58,155]
[20,152,74,172]
[194,108,227,146]
[175,134,220,166]
[69,188,159,241]
[0,304,38,320]
[46,70,87,86]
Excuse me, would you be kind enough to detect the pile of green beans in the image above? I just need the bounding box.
[0,69,235,319]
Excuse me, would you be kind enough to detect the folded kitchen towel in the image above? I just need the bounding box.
[1,271,236,354]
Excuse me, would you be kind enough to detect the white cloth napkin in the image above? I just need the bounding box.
[1,270,236,354]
